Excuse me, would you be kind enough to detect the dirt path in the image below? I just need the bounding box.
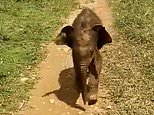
[20,0,114,115]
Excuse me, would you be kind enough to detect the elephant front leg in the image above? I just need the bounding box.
[87,53,102,105]
[87,73,99,105]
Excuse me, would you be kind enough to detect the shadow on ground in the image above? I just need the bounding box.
[42,67,85,111]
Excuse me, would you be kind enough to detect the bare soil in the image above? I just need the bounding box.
[19,0,114,114]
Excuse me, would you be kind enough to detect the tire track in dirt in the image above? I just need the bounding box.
[19,0,114,114]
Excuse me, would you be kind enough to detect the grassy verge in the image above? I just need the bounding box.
[0,0,78,113]
[100,0,153,114]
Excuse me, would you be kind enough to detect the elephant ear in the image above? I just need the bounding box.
[92,25,112,50]
[55,26,74,48]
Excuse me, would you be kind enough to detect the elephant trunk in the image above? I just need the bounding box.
[79,64,89,105]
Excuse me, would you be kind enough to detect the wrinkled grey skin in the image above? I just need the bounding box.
[55,8,112,105]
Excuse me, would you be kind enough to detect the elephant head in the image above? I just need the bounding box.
[55,24,112,105]
[56,25,112,49]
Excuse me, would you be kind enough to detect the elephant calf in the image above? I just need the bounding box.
[55,8,112,105]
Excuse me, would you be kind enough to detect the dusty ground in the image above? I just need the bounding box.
[19,0,114,114]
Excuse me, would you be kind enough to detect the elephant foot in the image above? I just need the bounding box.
[88,94,97,105]
[88,99,97,105]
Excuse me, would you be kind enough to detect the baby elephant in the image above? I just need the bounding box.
[55,8,112,105]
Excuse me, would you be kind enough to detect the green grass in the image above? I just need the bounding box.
[0,0,78,113]
[99,0,154,114]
